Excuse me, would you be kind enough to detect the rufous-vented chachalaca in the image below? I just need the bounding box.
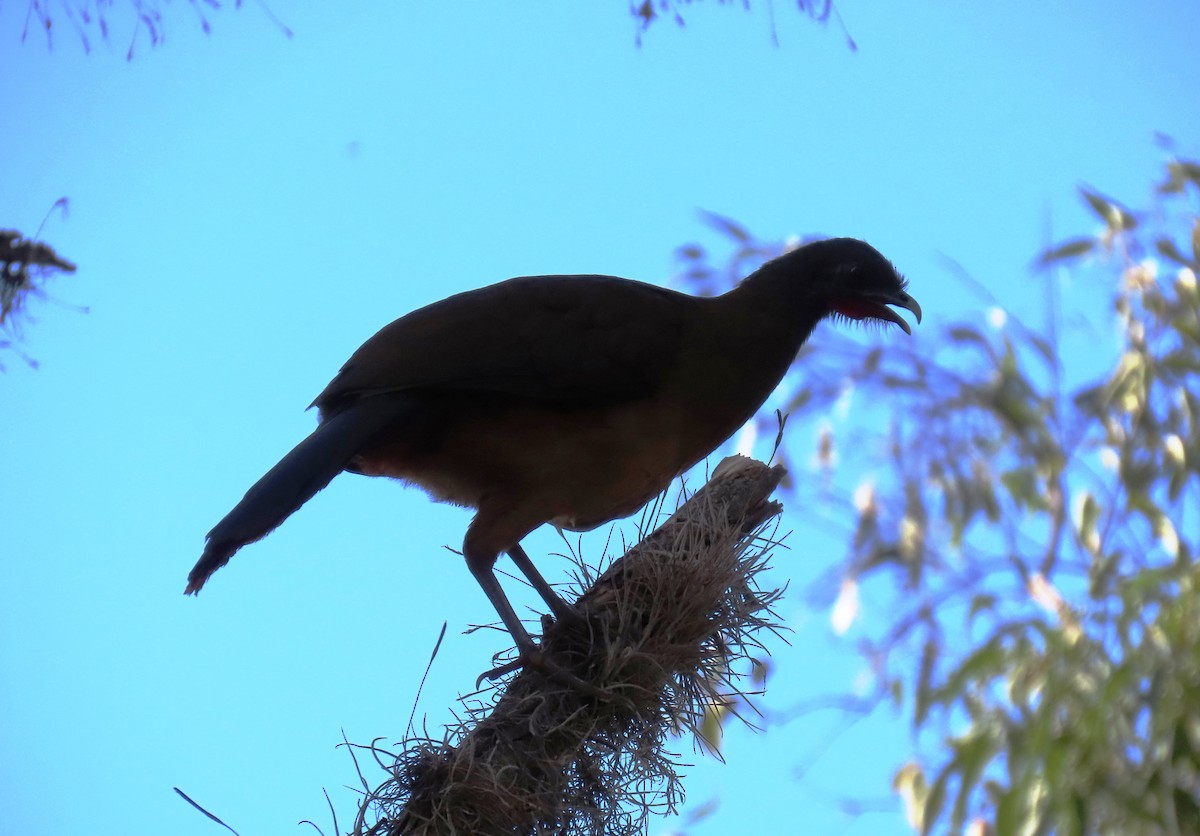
[186,237,920,668]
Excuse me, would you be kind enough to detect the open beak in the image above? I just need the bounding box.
[835,290,923,335]
[866,290,922,335]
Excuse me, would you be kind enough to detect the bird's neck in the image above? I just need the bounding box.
[662,265,826,450]
[719,261,826,355]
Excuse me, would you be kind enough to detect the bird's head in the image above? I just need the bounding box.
[769,237,922,335]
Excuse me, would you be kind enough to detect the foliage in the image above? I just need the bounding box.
[15,0,290,59]
[630,0,856,49]
[1,209,77,369]
[17,0,853,57]
[675,154,1200,834]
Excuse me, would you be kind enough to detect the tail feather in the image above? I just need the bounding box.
[185,394,411,594]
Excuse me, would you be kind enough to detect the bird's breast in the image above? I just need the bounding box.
[352,393,702,526]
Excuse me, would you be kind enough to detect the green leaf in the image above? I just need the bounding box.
[1099,660,1136,709]
[949,731,995,832]
[698,700,726,754]
[1120,564,1175,600]
[922,770,949,836]
[968,594,997,624]
[1082,188,1111,219]
[1063,793,1086,836]
[1077,492,1100,551]
[995,785,1023,836]
[1045,737,1067,792]
[894,762,927,830]
[1001,467,1044,512]
[1088,548,1123,599]
[936,633,1008,704]
[1181,160,1200,190]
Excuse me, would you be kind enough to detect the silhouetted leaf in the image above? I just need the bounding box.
[863,346,882,374]
[1038,238,1095,265]
[914,638,937,727]
[948,325,983,343]
[1159,160,1200,194]
[1169,467,1187,502]
[1028,332,1056,365]
[786,388,812,413]
[1081,187,1137,231]
[671,161,1200,835]
[1156,237,1192,267]
[1072,383,1106,414]
[697,210,750,242]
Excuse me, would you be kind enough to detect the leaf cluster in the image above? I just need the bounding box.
[17,1,290,60]
[629,0,854,49]
[675,157,1200,834]
[0,224,77,369]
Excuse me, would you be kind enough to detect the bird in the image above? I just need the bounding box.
[185,237,920,670]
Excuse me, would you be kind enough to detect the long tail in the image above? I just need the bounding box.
[185,394,410,594]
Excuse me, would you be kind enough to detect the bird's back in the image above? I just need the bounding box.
[318,274,717,530]
[312,274,698,416]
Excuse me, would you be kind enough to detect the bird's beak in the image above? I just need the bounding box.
[885,291,922,336]
[840,290,922,335]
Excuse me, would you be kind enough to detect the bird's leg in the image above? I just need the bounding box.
[466,543,605,692]
[465,548,539,656]
[464,516,604,690]
[507,542,577,622]
[463,567,544,684]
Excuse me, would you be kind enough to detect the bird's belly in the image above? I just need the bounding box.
[545,458,672,533]
[354,396,692,528]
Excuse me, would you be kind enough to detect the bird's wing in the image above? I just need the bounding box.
[312,275,697,412]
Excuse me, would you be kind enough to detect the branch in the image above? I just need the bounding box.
[358,455,787,835]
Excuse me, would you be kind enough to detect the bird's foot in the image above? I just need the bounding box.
[476,645,612,702]
[470,603,586,683]
[542,601,586,631]
[479,654,527,684]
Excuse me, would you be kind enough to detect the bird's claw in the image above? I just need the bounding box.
[545,601,586,628]
[477,651,536,687]
[476,645,614,702]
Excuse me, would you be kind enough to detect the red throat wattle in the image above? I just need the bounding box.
[833,298,884,321]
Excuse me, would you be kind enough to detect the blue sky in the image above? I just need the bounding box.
[2,3,1198,834]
